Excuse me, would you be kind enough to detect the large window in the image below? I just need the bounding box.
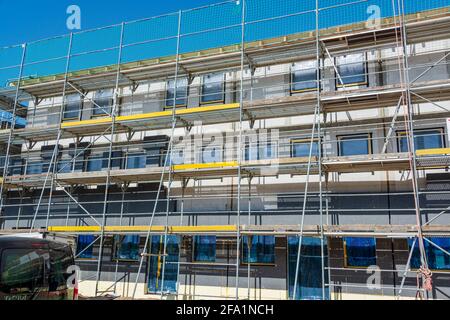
[102,151,124,170]
[336,53,367,87]
[338,134,372,156]
[201,73,224,105]
[166,78,188,109]
[148,235,179,294]
[202,145,222,163]
[344,237,377,268]
[76,235,96,259]
[92,89,113,117]
[291,60,319,93]
[112,235,140,262]
[288,237,330,300]
[291,139,320,158]
[244,142,278,161]
[86,155,103,172]
[408,238,450,271]
[193,236,216,263]
[398,129,445,152]
[126,152,146,169]
[26,161,43,175]
[63,94,82,121]
[242,236,275,265]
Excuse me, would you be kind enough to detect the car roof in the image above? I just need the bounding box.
[0,236,52,249]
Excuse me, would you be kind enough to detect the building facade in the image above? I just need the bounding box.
[1,0,450,300]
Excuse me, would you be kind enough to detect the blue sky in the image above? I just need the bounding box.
[0,0,220,47]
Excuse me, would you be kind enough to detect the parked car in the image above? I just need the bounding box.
[0,236,77,300]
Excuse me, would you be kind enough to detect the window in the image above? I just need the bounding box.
[63,94,82,121]
[76,235,96,259]
[291,139,320,158]
[202,145,222,163]
[148,235,179,294]
[201,73,224,104]
[344,237,377,268]
[244,142,277,161]
[126,152,146,169]
[242,236,275,265]
[288,237,329,300]
[92,89,113,117]
[408,238,450,271]
[336,53,367,87]
[26,161,43,175]
[398,129,444,152]
[338,134,372,156]
[166,78,188,108]
[86,155,103,172]
[291,60,319,93]
[8,158,24,176]
[0,248,47,295]
[113,235,140,262]
[57,158,73,174]
[193,236,216,262]
[102,151,124,170]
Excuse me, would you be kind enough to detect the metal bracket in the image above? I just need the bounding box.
[131,82,140,93]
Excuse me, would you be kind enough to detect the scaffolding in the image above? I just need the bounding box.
[1,0,450,300]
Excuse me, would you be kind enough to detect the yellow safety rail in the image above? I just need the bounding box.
[47,225,238,234]
[61,103,240,129]
[173,161,238,171]
[416,148,450,156]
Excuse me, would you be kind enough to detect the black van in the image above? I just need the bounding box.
[0,236,77,300]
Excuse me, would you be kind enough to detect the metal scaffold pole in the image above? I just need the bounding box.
[95,22,126,296]
[235,0,247,301]
[159,9,183,300]
[395,0,430,300]
[43,32,74,230]
[0,43,27,220]
[315,0,327,301]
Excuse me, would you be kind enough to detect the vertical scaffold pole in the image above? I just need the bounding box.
[235,0,247,301]
[315,0,327,301]
[44,32,74,229]
[398,0,429,299]
[95,22,126,296]
[160,9,183,300]
[0,43,27,220]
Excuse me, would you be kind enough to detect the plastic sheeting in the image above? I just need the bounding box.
[288,237,330,300]
[148,235,180,294]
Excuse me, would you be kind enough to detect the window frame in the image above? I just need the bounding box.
[337,133,373,157]
[112,235,141,263]
[343,237,377,269]
[62,94,83,122]
[291,138,321,158]
[290,60,321,94]
[192,236,217,263]
[286,237,330,300]
[91,89,114,118]
[396,128,446,153]
[200,73,225,105]
[335,53,368,88]
[241,235,276,266]
[407,238,450,272]
[75,235,97,261]
[201,144,224,164]
[146,235,180,295]
[165,78,189,110]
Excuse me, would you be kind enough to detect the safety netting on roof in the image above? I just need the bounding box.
[0,0,448,90]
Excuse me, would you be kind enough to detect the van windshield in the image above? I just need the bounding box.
[0,249,48,296]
